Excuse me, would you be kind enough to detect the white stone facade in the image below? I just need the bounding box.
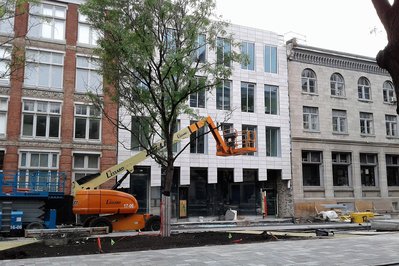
[287,41,399,218]
[118,24,292,217]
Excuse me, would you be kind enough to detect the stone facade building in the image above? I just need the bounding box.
[287,40,399,218]
[118,24,293,220]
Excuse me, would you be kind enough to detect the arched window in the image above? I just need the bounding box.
[301,68,317,94]
[330,73,345,97]
[383,81,395,103]
[358,77,371,100]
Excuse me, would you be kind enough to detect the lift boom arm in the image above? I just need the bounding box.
[72,116,256,195]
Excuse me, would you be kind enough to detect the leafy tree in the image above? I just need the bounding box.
[80,0,241,236]
[372,0,399,113]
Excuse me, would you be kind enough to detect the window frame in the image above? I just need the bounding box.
[75,55,103,94]
[301,68,317,94]
[264,45,277,73]
[72,152,101,182]
[332,109,347,134]
[360,153,378,187]
[264,84,278,115]
[216,80,231,110]
[73,103,102,142]
[241,82,255,113]
[241,41,255,70]
[386,114,398,137]
[330,73,345,97]
[358,77,371,101]
[190,120,206,154]
[303,106,319,132]
[266,127,280,157]
[359,112,374,135]
[216,37,231,67]
[383,81,395,104]
[386,154,399,186]
[332,152,351,186]
[302,150,323,186]
[77,12,99,46]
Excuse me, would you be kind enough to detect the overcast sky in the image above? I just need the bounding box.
[215,0,388,58]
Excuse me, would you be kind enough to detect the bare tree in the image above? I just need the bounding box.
[372,0,399,113]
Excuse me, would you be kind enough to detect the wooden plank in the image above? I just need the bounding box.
[25,227,109,238]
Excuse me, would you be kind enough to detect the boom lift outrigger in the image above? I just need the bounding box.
[72,116,256,232]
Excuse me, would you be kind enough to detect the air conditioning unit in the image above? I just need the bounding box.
[390,96,397,103]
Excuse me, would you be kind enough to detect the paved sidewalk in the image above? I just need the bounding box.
[3,232,399,265]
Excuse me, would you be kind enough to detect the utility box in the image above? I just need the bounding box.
[350,212,374,223]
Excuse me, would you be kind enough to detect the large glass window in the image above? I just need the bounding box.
[332,152,351,186]
[216,80,231,110]
[242,124,257,156]
[241,42,255,70]
[302,151,322,186]
[22,100,61,139]
[76,56,103,93]
[190,120,205,154]
[241,82,255,113]
[28,3,66,41]
[330,73,345,97]
[189,77,206,108]
[131,116,150,151]
[301,69,317,93]
[360,112,374,135]
[360,153,378,186]
[0,47,11,83]
[74,104,101,141]
[19,150,59,190]
[24,49,64,90]
[332,109,347,134]
[386,155,399,186]
[303,106,319,131]
[77,13,99,46]
[358,77,371,100]
[264,45,277,73]
[0,97,8,136]
[266,127,280,157]
[386,115,398,137]
[264,85,278,115]
[188,168,208,216]
[194,34,206,63]
[0,0,15,35]
[216,38,231,67]
[73,153,100,182]
[383,81,396,104]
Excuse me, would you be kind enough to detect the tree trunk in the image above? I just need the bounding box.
[160,164,174,237]
[160,194,171,237]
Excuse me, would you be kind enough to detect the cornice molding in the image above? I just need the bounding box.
[287,43,390,76]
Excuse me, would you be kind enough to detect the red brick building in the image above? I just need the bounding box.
[0,0,117,196]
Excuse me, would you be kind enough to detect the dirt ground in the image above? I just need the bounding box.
[0,231,310,260]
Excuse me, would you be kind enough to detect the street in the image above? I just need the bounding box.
[2,231,399,265]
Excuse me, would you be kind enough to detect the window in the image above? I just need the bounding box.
[76,56,103,93]
[216,38,231,67]
[19,150,59,190]
[386,155,399,186]
[194,34,206,63]
[302,151,322,186]
[330,73,345,97]
[266,127,280,157]
[383,81,395,103]
[78,13,99,46]
[264,85,278,115]
[0,0,15,35]
[189,77,206,108]
[386,115,398,137]
[264,45,277,73]
[131,116,150,151]
[216,80,231,110]
[0,47,11,83]
[74,104,101,141]
[303,106,319,131]
[360,112,374,135]
[24,49,64,90]
[28,3,66,40]
[301,68,317,93]
[73,153,100,182]
[358,77,371,100]
[0,97,8,136]
[241,42,254,70]
[332,109,347,133]
[190,120,206,154]
[360,153,378,186]
[332,152,351,186]
[242,124,257,156]
[22,99,61,139]
[241,82,255,113]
